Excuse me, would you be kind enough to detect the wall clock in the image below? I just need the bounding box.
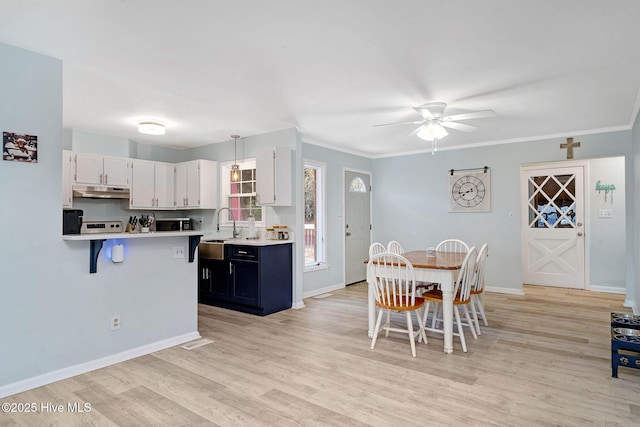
[448,167,491,212]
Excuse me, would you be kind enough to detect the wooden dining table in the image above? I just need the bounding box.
[366,250,467,354]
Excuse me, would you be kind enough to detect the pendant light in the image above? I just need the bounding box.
[231,134,240,182]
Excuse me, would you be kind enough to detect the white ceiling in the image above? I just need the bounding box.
[2,1,639,157]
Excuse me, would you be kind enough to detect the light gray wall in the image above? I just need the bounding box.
[0,42,198,394]
[633,109,640,312]
[68,129,185,163]
[372,131,632,292]
[300,143,373,296]
[588,157,626,291]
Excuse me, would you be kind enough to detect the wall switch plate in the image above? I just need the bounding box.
[173,246,185,258]
[598,209,613,218]
[110,315,121,331]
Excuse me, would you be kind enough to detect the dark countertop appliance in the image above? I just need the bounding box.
[63,209,83,235]
[155,217,192,232]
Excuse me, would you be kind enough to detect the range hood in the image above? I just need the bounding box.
[72,185,130,199]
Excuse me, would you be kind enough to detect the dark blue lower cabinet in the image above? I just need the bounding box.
[199,243,292,316]
[198,259,229,304]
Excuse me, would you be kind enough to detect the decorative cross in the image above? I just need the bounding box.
[560,137,580,159]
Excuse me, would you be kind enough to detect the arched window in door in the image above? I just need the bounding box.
[349,176,367,193]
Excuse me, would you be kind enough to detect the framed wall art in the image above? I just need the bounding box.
[3,132,38,163]
[448,166,491,213]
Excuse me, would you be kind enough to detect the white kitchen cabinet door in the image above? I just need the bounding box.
[197,160,217,209]
[175,163,188,208]
[62,150,73,207]
[186,161,200,208]
[74,153,103,185]
[130,160,156,209]
[102,156,129,187]
[256,147,292,206]
[154,162,175,209]
[175,160,217,209]
[74,153,129,187]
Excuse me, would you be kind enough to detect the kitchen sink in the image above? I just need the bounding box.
[198,242,225,260]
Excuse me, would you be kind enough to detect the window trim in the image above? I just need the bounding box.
[304,159,327,270]
[219,159,265,227]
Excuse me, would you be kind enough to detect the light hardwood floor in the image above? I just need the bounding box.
[3,284,640,426]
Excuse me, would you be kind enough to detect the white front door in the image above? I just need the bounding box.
[344,171,371,285]
[521,165,585,288]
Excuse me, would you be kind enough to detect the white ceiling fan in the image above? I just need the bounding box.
[374,102,496,146]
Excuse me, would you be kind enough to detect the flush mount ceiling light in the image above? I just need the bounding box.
[138,120,166,135]
[231,134,240,182]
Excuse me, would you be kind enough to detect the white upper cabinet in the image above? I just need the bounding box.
[175,160,217,209]
[73,153,129,187]
[130,159,175,209]
[62,150,73,207]
[154,162,175,209]
[256,147,292,206]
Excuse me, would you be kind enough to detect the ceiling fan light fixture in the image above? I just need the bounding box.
[417,122,448,141]
[137,120,166,135]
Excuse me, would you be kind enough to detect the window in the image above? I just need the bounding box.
[304,160,326,269]
[220,159,263,225]
[349,176,367,193]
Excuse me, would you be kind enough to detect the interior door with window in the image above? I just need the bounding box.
[521,165,585,288]
[344,171,371,285]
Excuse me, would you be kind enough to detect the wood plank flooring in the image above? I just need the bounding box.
[3,284,640,426]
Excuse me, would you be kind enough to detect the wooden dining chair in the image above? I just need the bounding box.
[436,238,469,254]
[387,240,405,254]
[367,252,427,357]
[420,247,478,352]
[470,243,489,335]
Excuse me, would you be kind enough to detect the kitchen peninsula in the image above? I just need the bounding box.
[63,230,204,273]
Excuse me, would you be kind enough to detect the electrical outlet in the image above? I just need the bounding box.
[173,246,185,258]
[598,209,613,218]
[110,315,121,331]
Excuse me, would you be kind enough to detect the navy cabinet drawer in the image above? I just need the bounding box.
[230,245,259,260]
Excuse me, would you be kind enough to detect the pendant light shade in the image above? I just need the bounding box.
[231,135,240,182]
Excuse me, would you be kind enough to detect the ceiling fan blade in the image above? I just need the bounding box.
[443,110,496,121]
[407,125,422,138]
[412,107,434,119]
[440,121,478,132]
[373,120,424,127]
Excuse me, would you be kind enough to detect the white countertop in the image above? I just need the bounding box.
[201,237,294,246]
[62,231,204,241]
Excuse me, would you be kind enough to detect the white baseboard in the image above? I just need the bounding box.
[485,286,525,295]
[623,299,639,314]
[302,282,345,299]
[0,331,201,399]
[291,301,306,309]
[591,285,627,294]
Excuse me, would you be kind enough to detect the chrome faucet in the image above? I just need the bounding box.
[217,207,240,239]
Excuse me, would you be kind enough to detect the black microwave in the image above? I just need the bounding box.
[155,218,192,232]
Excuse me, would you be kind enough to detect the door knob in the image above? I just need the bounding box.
[577,232,583,237]
[345,232,352,237]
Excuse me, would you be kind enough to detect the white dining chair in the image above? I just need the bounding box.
[470,243,489,335]
[387,240,405,255]
[436,239,469,254]
[369,242,387,257]
[368,252,427,357]
[420,247,478,352]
